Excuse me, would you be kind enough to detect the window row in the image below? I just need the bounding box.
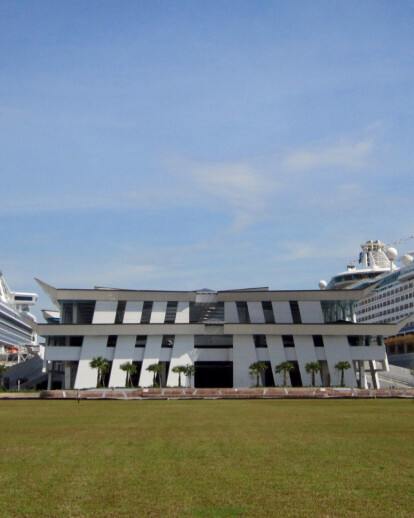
[46,334,334,349]
[61,300,305,325]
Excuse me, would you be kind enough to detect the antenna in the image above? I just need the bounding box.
[388,235,413,247]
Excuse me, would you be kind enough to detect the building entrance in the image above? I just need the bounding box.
[194,361,233,388]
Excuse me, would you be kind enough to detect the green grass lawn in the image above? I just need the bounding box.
[0,400,413,517]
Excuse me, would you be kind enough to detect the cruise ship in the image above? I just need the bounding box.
[320,239,414,370]
[0,271,38,365]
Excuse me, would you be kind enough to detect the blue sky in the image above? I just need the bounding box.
[1,1,413,318]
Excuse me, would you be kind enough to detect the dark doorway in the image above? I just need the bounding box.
[131,361,142,387]
[263,361,275,387]
[195,361,233,388]
[289,362,303,387]
[102,361,113,388]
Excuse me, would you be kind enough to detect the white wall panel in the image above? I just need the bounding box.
[175,302,190,323]
[74,336,108,388]
[324,336,357,387]
[139,335,163,386]
[267,336,290,386]
[108,335,136,387]
[123,301,143,324]
[272,302,293,323]
[166,335,194,387]
[225,302,239,323]
[298,301,324,324]
[294,336,322,386]
[233,335,257,387]
[150,302,168,324]
[92,301,117,324]
[247,302,265,323]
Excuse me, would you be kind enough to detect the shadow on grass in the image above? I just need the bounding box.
[189,506,248,517]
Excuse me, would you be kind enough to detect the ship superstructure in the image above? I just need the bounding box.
[0,271,38,365]
[320,238,414,369]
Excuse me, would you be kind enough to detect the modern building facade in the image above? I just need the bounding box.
[34,280,407,390]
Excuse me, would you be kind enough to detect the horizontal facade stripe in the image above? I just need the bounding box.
[37,322,400,337]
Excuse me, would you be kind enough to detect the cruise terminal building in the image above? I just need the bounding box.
[35,280,407,390]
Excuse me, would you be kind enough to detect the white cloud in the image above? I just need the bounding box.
[282,138,375,172]
[163,155,279,230]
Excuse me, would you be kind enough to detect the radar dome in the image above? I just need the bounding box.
[401,254,414,265]
[386,247,398,261]
[319,280,327,290]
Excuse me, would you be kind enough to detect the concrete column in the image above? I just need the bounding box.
[139,336,163,387]
[167,335,193,387]
[233,335,257,387]
[369,361,380,389]
[294,336,322,386]
[64,363,72,389]
[267,336,290,386]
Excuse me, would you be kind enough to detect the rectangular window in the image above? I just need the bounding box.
[164,301,178,323]
[135,335,147,348]
[194,335,233,348]
[289,301,302,324]
[69,336,84,347]
[254,335,267,348]
[77,302,96,324]
[262,301,275,323]
[48,336,66,346]
[61,303,73,324]
[141,301,153,324]
[189,302,225,323]
[115,301,126,324]
[236,302,250,324]
[312,335,324,348]
[161,335,175,348]
[347,335,360,346]
[107,335,117,347]
[282,335,295,348]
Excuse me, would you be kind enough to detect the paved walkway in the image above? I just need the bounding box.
[33,387,414,400]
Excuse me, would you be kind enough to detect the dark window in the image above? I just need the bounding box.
[236,302,250,324]
[115,301,126,324]
[312,335,324,348]
[164,301,178,323]
[141,301,153,324]
[77,302,96,324]
[161,335,175,348]
[289,301,302,324]
[347,335,360,346]
[135,335,147,348]
[48,336,65,346]
[107,335,117,347]
[194,335,233,348]
[254,335,267,348]
[69,336,83,347]
[262,301,275,323]
[282,335,295,348]
[189,302,224,323]
[61,303,73,324]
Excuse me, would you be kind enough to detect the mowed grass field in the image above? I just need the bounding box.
[0,400,413,518]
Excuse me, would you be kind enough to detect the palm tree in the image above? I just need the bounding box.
[335,361,351,387]
[89,357,110,387]
[305,362,321,387]
[146,363,164,387]
[172,365,187,387]
[249,361,268,387]
[275,361,294,386]
[119,362,137,388]
[183,364,195,388]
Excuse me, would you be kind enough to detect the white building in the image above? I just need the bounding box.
[34,280,407,390]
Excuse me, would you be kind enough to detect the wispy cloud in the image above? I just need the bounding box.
[162,155,279,230]
[282,138,375,173]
